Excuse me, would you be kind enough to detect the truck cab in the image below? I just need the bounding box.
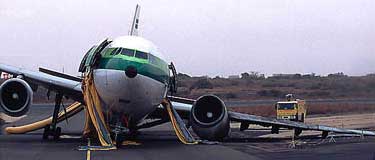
[276,95,307,122]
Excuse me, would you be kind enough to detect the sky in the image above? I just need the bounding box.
[0,0,374,77]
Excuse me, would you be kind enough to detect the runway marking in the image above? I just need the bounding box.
[86,139,91,160]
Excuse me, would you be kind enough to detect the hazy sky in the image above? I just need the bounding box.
[0,0,374,77]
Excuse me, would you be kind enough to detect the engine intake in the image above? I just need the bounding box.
[0,78,33,117]
[190,95,230,141]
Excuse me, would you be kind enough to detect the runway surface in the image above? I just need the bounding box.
[1,105,374,160]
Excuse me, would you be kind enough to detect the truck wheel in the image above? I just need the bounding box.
[300,114,305,123]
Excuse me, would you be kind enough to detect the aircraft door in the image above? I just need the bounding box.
[168,62,177,95]
[79,38,112,73]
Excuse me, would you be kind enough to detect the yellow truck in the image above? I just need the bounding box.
[276,95,307,122]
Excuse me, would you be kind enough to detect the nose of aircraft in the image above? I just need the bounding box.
[125,66,137,78]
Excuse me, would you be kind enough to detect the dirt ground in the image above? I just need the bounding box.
[306,113,375,129]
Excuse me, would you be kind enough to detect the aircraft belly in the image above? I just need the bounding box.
[93,69,167,125]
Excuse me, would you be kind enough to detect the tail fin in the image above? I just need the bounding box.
[129,4,141,36]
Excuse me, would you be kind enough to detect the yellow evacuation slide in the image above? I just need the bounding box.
[5,102,83,134]
[162,99,198,145]
[81,72,116,150]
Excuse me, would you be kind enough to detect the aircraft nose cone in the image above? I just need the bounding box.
[125,66,137,78]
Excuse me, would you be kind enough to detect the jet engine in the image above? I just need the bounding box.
[190,95,230,141]
[0,78,33,117]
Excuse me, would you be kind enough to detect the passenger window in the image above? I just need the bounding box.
[135,51,148,59]
[121,48,135,57]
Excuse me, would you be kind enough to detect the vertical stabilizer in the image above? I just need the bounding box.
[129,4,141,36]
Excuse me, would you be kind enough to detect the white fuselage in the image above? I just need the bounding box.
[93,69,167,128]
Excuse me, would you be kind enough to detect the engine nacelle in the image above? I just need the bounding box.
[0,78,33,117]
[190,95,230,141]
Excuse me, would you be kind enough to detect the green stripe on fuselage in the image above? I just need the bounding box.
[98,54,169,84]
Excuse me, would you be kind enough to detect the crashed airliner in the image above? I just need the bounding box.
[0,4,373,149]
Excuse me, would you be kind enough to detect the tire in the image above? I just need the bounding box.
[300,114,305,123]
[53,127,61,140]
[115,134,123,148]
[43,126,50,140]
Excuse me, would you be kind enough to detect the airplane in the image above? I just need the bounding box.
[0,4,374,149]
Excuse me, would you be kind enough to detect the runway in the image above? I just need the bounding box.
[1,105,374,160]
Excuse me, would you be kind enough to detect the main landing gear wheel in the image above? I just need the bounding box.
[42,93,63,141]
[300,114,305,123]
[42,126,49,140]
[43,126,49,140]
[53,127,61,140]
[114,133,123,148]
[43,125,61,140]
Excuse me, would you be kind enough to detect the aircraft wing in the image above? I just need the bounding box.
[228,111,375,135]
[165,96,375,136]
[0,63,83,102]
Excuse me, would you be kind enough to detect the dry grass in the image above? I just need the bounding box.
[176,75,375,101]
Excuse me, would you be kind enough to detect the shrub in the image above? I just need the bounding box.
[308,91,330,97]
[190,78,213,89]
[257,89,284,97]
[225,92,237,99]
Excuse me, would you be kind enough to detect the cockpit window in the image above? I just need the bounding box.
[109,48,120,55]
[135,50,148,59]
[278,103,295,110]
[104,47,149,60]
[121,48,135,57]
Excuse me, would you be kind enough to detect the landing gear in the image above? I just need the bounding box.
[240,122,250,131]
[114,132,123,148]
[300,114,305,123]
[43,125,62,140]
[322,131,329,139]
[271,126,279,134]
[111,120,136,148]
[43,93,63,140]
[168,62,177,95]
[294,128,302,137]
